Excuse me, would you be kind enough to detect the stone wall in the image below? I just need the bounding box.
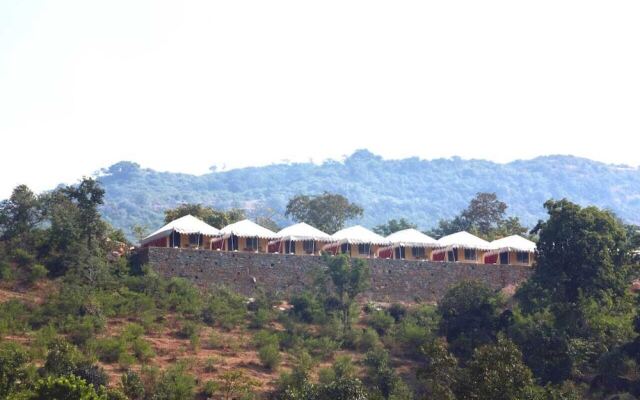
[142,247,533,303]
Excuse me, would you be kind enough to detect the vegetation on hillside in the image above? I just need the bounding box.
[1,180,640,399]
[96,150,640,238]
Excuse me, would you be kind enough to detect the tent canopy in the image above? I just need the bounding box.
[141,215,220,245]
[435,231,491,251]
[216,219,278,240]
[383,228,441,249]
[326,225,390,246]
[486,235,536,255]
[270,222,333,244]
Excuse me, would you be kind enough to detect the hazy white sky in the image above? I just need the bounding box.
[1,0,639,199]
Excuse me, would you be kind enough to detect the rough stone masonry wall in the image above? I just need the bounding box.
[142,247,533,303]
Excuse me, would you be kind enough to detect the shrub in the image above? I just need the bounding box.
[306,336,341,359]
[43,340,83,377]
[203,357,219,373]
[202,380,219,397]
[259,343,281,371]
[66,316,105,346]
[388,303,407,322]
[93,337,126,364]
[26,263,48,284]
[367,311,395,336]
[290,293,325,323]
[208,330,223,350]
[131,338,155,362]
[249,308,271,329]
[13,248,35,268]
[0,342,30,397]
[359,328,382,352]
[177,320,199,339]
[106,388,128,400]
[31,375,105,400]
[120,370,145,400]
[32,325,58,358]
[253,330,280,349]
[0,260,14,281]
[153,363,196,400]
[0,300,32,334]
[201,289,247,330]
[74,362,109,390]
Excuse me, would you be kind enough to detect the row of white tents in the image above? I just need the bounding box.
[140,215,536,265]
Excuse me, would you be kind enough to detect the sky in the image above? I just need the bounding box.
[1,1,639,199]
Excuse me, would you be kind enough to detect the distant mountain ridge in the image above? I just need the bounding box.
[97,150,640,238]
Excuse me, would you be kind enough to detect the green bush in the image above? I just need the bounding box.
[202,380,219,397]
[30,375,106,400]
[131,338,155,362]
[177,320,200,339]
[0,300,32,334]
[153,363,196,400]
[259,343,281,371]
[367,311,395,336]
[0,342,31,397]
[93,338,126,364]
[201,289,247,330]
[120,370,145,400]
[26,263,48,284]
[0,260,14,281]
[43,340,83,377]
[359,328,382,352]
[253,330,280,349]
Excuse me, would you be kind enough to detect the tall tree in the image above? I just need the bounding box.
[461,192,507,235]
[285,192,363,234]
[62,178,106,249]
[373,218,417,236]
[517,199,631,313]
[428,192,527,240]
[0,185,42,248]
[324,254,370,335]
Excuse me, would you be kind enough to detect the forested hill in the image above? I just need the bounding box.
[97,150,640,236]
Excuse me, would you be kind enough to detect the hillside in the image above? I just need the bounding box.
[97,150,640,237]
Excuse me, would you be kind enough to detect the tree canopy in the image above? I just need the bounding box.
[285,192,363,234]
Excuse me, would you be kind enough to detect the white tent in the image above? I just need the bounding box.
[486,235,536,255]
[325,225,390,246]
[217,219,278,239]
[271,222,333,242]
[269,222,334,254]
[435,231,491,250]
[383,229,441,248]
[141,215,221,246]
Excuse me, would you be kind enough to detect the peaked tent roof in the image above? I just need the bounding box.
[487,235,536,255]
[383,229,442,248]
[141,215,221,245]
[435,231,491,251]
[218,219,277,239]
[271,222,333,242]
[327,225,390,246]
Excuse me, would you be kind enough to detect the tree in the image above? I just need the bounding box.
[456,336,536,400]
[437,281,504,360]
[285,192,363,234]
[416,339,459,400]
[517,199,631,314]
[0,185,41,249]
[373,218,417,236]
[163,204,245,228]
[62,177,106,249]
[324,254,370,335]
[427,192,528,240]
[461,192,507,235]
